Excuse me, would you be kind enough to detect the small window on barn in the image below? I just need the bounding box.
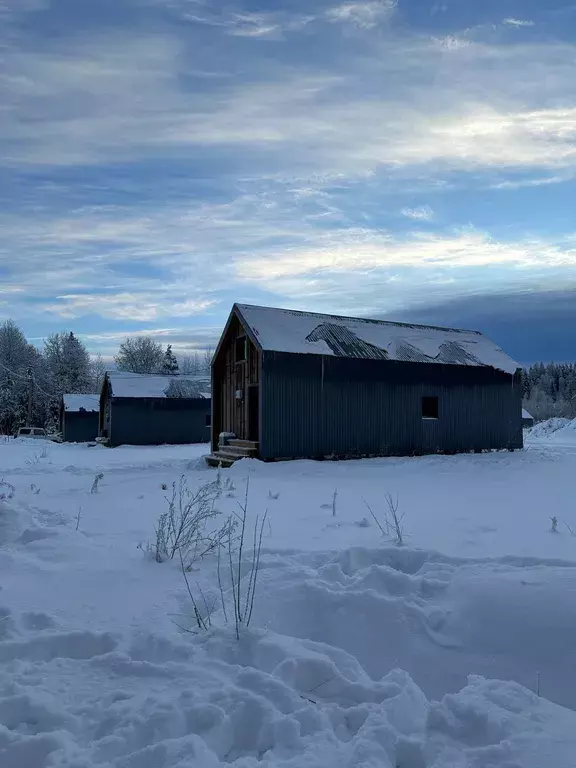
[205,414,211,427]
[422,396,439,420]
[235,336,247,363]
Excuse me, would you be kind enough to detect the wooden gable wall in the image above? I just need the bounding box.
[212,312,260,447]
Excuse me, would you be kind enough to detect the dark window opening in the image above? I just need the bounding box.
[235,336,247,363]
[205,414,212,427]
[422,396,439,420]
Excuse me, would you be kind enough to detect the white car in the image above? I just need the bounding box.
[16,427,61,441]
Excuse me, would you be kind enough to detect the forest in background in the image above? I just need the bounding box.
[522,363,576,421]
[0,319,212,434]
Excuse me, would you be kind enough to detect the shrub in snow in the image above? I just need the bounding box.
[268,490,279,500]
[222,477,267,639]
[551,516,558,533]
[363,493,405,545]
[180,477,268,638]
[0,480,15,501]
[25,445,51,467]
[320,489,338,516]
[154,476,234,567]
[90,473,104,494]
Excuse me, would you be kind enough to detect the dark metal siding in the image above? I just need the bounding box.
[62,412,99,443]
[260,352,522,459]
[109,398,211,447]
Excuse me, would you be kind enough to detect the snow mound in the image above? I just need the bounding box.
[250,547,576,710]
[1,622,575,767]
[528,417,571,439]
[0,500,34,545]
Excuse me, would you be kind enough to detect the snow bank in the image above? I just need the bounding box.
[250,546,576,710]
[527,417,571,439]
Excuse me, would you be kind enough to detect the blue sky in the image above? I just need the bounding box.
[2,0,576,362]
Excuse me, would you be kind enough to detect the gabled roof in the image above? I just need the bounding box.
[63,394,100,413]
[106,371,211,399]
[235,304,519,375]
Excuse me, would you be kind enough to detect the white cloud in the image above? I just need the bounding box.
[326,0,396,29]
[503,18,535,27]
[4,32,576,185]
[235,229,576,281]
[43,293,215,322]
[401,206,434,221]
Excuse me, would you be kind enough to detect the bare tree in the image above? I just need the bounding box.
[180,354,201,376]
[115,337,164,374]
[203,347,214,374]
[91,353,106,391]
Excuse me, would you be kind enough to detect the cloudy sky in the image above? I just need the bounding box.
[2,0,576,362]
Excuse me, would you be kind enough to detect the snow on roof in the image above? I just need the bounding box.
[236,304,520,375]
[106,372,211,399]
[522,409,534,419]
[63,394,100,413]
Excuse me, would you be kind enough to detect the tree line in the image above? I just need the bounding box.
[0,319,212,434]
[522,362,576,421]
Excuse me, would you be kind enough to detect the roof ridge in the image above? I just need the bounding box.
[235,303,482,336]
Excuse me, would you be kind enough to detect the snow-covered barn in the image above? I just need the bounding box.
[99,372,211,447]
[60,394,100,443]
[208,303,523,464]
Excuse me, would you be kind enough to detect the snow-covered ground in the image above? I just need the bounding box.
[1,429,576,767]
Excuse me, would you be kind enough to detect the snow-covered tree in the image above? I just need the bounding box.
[90,353,106,392]
[44,332,92,395]
[203,347,214,373]
[180,353,201,376]
[522,363,576,421]
[161,345,179,375]
[0,320,49,433]
[115,336,163,374]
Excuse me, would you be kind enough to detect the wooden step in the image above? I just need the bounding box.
[217,446,256,458]
[205,452,236,468]
[227,439,259,450]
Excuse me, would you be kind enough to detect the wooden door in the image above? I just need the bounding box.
[248,384,259,442]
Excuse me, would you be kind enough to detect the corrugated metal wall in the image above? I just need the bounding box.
[110,398,211,447]
[260,352,522,459]
[62,412,99,443]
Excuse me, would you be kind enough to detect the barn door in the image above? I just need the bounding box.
[248,384,259,442]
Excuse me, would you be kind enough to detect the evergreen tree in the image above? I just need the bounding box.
[44,332,92,395]
[161,345,179,375]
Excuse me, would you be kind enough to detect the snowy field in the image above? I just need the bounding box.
[2,426,576,767]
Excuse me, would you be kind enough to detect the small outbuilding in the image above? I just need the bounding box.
[522,408,534,428]
[60,394,100,443]
[99,372,211,447]
[209,303,523,464]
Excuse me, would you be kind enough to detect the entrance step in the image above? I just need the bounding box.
[205,440,259,468]
[227,439,259,451]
